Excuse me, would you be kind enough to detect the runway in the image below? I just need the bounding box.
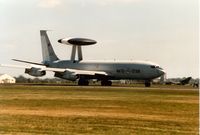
[0,84,198,134]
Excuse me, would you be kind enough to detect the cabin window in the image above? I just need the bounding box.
[136,69,140,73]
[117,69,140,74]
[132,69,136,73]
[121,69,125,73]
[132,69,140,73]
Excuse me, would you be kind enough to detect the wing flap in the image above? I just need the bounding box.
[45,67,108,76]
[66,68,108,76]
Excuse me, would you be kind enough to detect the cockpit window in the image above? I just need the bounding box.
[156,66,163,70]
[150,65,163,70]
[150,65,156,68]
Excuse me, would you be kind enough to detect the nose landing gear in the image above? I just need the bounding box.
[145,80,151,87]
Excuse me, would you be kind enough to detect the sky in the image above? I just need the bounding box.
[0,0,199,78]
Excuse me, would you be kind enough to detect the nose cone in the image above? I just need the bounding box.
[58,39,62,43]
[157,69,165,76]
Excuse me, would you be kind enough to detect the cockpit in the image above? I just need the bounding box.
[150,65,163,70]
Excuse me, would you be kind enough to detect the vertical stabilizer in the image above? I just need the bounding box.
[40,30,59,63]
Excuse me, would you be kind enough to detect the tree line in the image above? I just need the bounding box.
[15,75,70,84]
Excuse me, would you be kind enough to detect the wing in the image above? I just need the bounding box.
[12,59,44,66]
[45,67,107,75]
[45,67,108,78]
[0,64,45,70]
[6,59,108,76]
[1,63,108,79]
[52,68,108,80]
[41,66,109,81]
[0,64,29,69]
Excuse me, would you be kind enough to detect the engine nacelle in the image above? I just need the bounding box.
[54,71,77,81]
[25,68,46,77]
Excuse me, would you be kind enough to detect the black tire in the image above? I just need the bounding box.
[78,79,89,86]
[101,80,112,86]
[107,80,112,86]
[145,82,151,87]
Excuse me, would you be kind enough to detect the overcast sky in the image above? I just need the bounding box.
[0,0,199,78]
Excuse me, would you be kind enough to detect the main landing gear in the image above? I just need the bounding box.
[78,79,89,86]
[101,80,112,86]
[78,79,112,86]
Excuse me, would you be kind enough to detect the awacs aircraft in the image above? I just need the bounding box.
[1,30,165,87]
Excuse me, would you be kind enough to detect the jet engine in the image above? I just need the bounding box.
[54,71,77,81]
[25,67,46,77]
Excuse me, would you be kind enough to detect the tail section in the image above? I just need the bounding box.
[40,30,59,63]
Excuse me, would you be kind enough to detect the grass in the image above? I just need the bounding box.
[0,85,199,134]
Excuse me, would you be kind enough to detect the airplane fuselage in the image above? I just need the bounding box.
[48,60,164,80]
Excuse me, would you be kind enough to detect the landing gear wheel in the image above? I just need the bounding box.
[145,81,151,87]
[78,79,89,86]
[101,80,112,86]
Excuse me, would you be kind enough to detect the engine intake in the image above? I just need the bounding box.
[25,68,46,77]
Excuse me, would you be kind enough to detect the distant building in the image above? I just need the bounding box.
[0,74,16,84]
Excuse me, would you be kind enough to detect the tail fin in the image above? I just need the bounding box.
[40,30,59,63]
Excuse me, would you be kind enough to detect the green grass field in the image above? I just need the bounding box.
[0,85,199,135]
